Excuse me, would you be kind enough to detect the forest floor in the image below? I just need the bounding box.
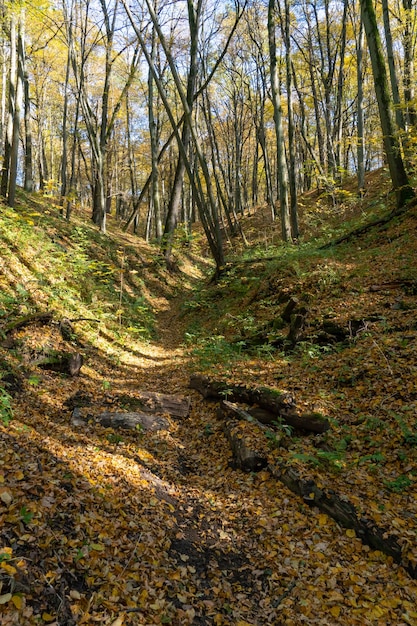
[1,172,417,625]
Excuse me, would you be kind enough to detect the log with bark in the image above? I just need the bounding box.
[190,375,329,434]
[269,464,416,579]
[220,400,274,471]
[36,351,83,376]
[2,311,54,334]
[95,411,170,432]
[224,419,268,471]
[116,390,191,419]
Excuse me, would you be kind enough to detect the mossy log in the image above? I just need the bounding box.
[190,375,329,434]
[2,312,54,334]
[36,351,83,376]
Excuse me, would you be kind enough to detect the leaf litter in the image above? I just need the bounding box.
[1,191,417,625]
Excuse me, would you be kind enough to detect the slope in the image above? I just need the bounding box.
[0,178,416,626]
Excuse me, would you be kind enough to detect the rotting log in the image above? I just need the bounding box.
[224,419,268,472]
[190,374,295,409]
[96,411,170,432]
[281,296,300,323]
[36,352,83,376]
[116,391,191,419]
[218,399,267,426]
[2,311,54,334]
[190,375,329,434]
[269,464,417,579]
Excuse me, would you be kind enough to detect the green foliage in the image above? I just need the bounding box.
[384,475,412,494]
[186,334,246,369]
[0,387,13,425]
[20,505,34,525]
[394,413,417,446]
[265,429,281,447]
[106,433,123,446]
[291,452,320,466]
[358,452,386,465]
[272,418,293,437]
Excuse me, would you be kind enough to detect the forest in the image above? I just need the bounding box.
[0,0,417,624]
[0,0,416,266]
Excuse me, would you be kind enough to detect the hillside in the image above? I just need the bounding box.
[0,177,417,626]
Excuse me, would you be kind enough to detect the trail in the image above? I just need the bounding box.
[2,267,417,625]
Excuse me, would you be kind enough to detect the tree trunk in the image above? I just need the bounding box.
[23,61,33,192]
[1,11,16,198]
[8,12,24,208]
[381,0,405,132]
[402,0,416,129]
[161,0,200,266]
[283,0,299,238]
[148,27,163,241]
[360,0,414,209]
[356,15,365,193]
[268,0,291,240]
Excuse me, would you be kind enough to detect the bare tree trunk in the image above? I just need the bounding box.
[360,0,414,208]
[402,0,416,129]
[283,0,298,238]
[268,0,291,240]
[8,12,24,208]
[148,27,162,241]
[356,15,365,194]
[161,0,201,266]
[23,59,33,192]
[333,0,348,180]
[381,0,405,132]
[1,11,16,198]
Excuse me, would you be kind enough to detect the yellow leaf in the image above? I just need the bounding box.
[308,492,315,500]
[330,606,341,618]
[318,514,327,526]
[369,606,385,619]
[0,593,12,604]
[41,613,55,622]
[236,622,254,626]
[11,595,23,609]
[1,562,17,576]
[15,471,24,481]
[346,529,356,538]
[90,543,105,552]
[0,475,4,483]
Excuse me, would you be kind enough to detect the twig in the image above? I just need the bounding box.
[371,338,394,375]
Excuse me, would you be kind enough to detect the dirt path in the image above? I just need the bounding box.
[2,290,417,625]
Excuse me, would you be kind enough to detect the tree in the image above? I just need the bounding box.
[268,0,291,240]
[360,0,414,209]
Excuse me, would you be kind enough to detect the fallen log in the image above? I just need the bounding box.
[96,411,170,432]
[123,390,191,419]
[2,311,54,334]
[269,464,416,579]
[190,375,329,434]
[224,419,268,471]
[36,351,83,376]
